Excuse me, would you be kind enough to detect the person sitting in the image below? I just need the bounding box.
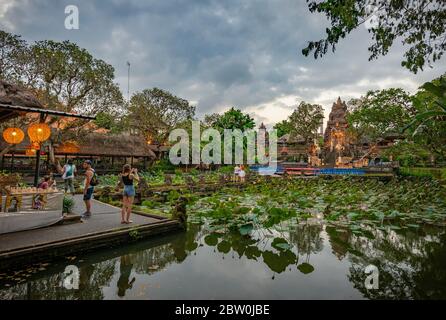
[38,176,51,190]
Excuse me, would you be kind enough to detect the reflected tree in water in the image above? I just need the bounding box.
[326,225,446,299]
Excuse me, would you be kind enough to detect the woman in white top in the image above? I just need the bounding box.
[62,159,76,195]
[239,165,246,183]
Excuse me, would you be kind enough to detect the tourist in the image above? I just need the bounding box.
[234,165,241,182]
[62,159,76,195]
[239,165,246,183]
[82,160,97,218]
[119,164,140,224]
[38,176,51,190]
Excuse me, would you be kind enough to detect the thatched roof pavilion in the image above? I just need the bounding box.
[56,133,158,158]
[0,80,43,122]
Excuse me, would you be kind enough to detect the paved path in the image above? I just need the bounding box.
[0,195,165,254]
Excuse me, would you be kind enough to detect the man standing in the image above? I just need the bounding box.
[82,160,96,218]
[62,159,76,195]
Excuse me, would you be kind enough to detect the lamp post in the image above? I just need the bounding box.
[127,61,131,104]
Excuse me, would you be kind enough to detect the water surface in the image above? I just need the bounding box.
[1,222,445,300]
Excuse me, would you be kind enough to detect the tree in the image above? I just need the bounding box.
[94,111,126,134]
[347,88,414,143]
[0,31,125,165]
[208,107,255,132]
[404,75,446,160]
[128,88,195,144]
[287,102,324,144]
[0,30,31,82]
[302,0,446,73]
[273,119,292,138]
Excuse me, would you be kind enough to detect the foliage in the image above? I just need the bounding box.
[383,141,432,167]
[186,177,446,236]
[273,119,293,138]
[128,88,195,144]
[0,31,125,163]
[207,107,255,132]
[399,167,446,180]
[347,88,414,143]
[63,196,75,214]
[0,30,30,81]
[287,102,324,144]
[302,0,446,73]
[404,75,446,159]
[94,112,126,134]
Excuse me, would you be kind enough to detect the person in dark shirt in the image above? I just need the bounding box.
[119,164,140,224]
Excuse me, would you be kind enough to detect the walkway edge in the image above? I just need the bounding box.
[0,219,182,270]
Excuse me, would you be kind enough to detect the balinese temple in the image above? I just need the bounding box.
[278,97,404,168]
[322,97,353,167]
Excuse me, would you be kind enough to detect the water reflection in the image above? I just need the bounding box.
[326,225,446,299]
[117,256,135,298]
[0,222,445,299]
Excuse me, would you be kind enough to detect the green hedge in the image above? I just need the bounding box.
[399,167,446,180]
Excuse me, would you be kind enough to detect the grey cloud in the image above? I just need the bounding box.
[0,0,444,125]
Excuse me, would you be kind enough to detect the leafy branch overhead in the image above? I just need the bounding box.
[302,0,446,73]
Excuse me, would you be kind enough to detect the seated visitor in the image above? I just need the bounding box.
[38,176,51,190]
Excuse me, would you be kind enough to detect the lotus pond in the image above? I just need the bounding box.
[1,176,446,299]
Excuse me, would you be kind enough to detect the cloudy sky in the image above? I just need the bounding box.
[1,0,444,127]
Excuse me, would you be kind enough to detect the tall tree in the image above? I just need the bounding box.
[0,30,30,82]
[347,88,414,143]
[0,31,125,165]
[288,102,324,144]
[208,107,255,132]
[405,74,446,160]
[302,0,446,73]
[128,88,195,144]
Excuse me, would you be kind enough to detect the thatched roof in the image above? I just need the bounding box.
[0,132,158,158]
[278,133,306,144]
[67,133,157,158]
[0,81,43,122]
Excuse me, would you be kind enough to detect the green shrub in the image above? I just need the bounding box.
[63,196,75,214]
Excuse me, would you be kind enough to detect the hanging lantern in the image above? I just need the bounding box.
[25,145,37,156]
[3,128,25,145]
[30,141,41,150]
[27,123,51,143]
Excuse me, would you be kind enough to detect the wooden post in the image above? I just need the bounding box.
[34,113,45,187]
[10,151,14,172]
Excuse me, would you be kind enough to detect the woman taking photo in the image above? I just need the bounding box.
[119,164,140,224]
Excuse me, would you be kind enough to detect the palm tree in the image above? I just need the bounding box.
[404,77,446,134]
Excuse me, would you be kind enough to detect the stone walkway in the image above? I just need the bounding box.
[0,195,177,260]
